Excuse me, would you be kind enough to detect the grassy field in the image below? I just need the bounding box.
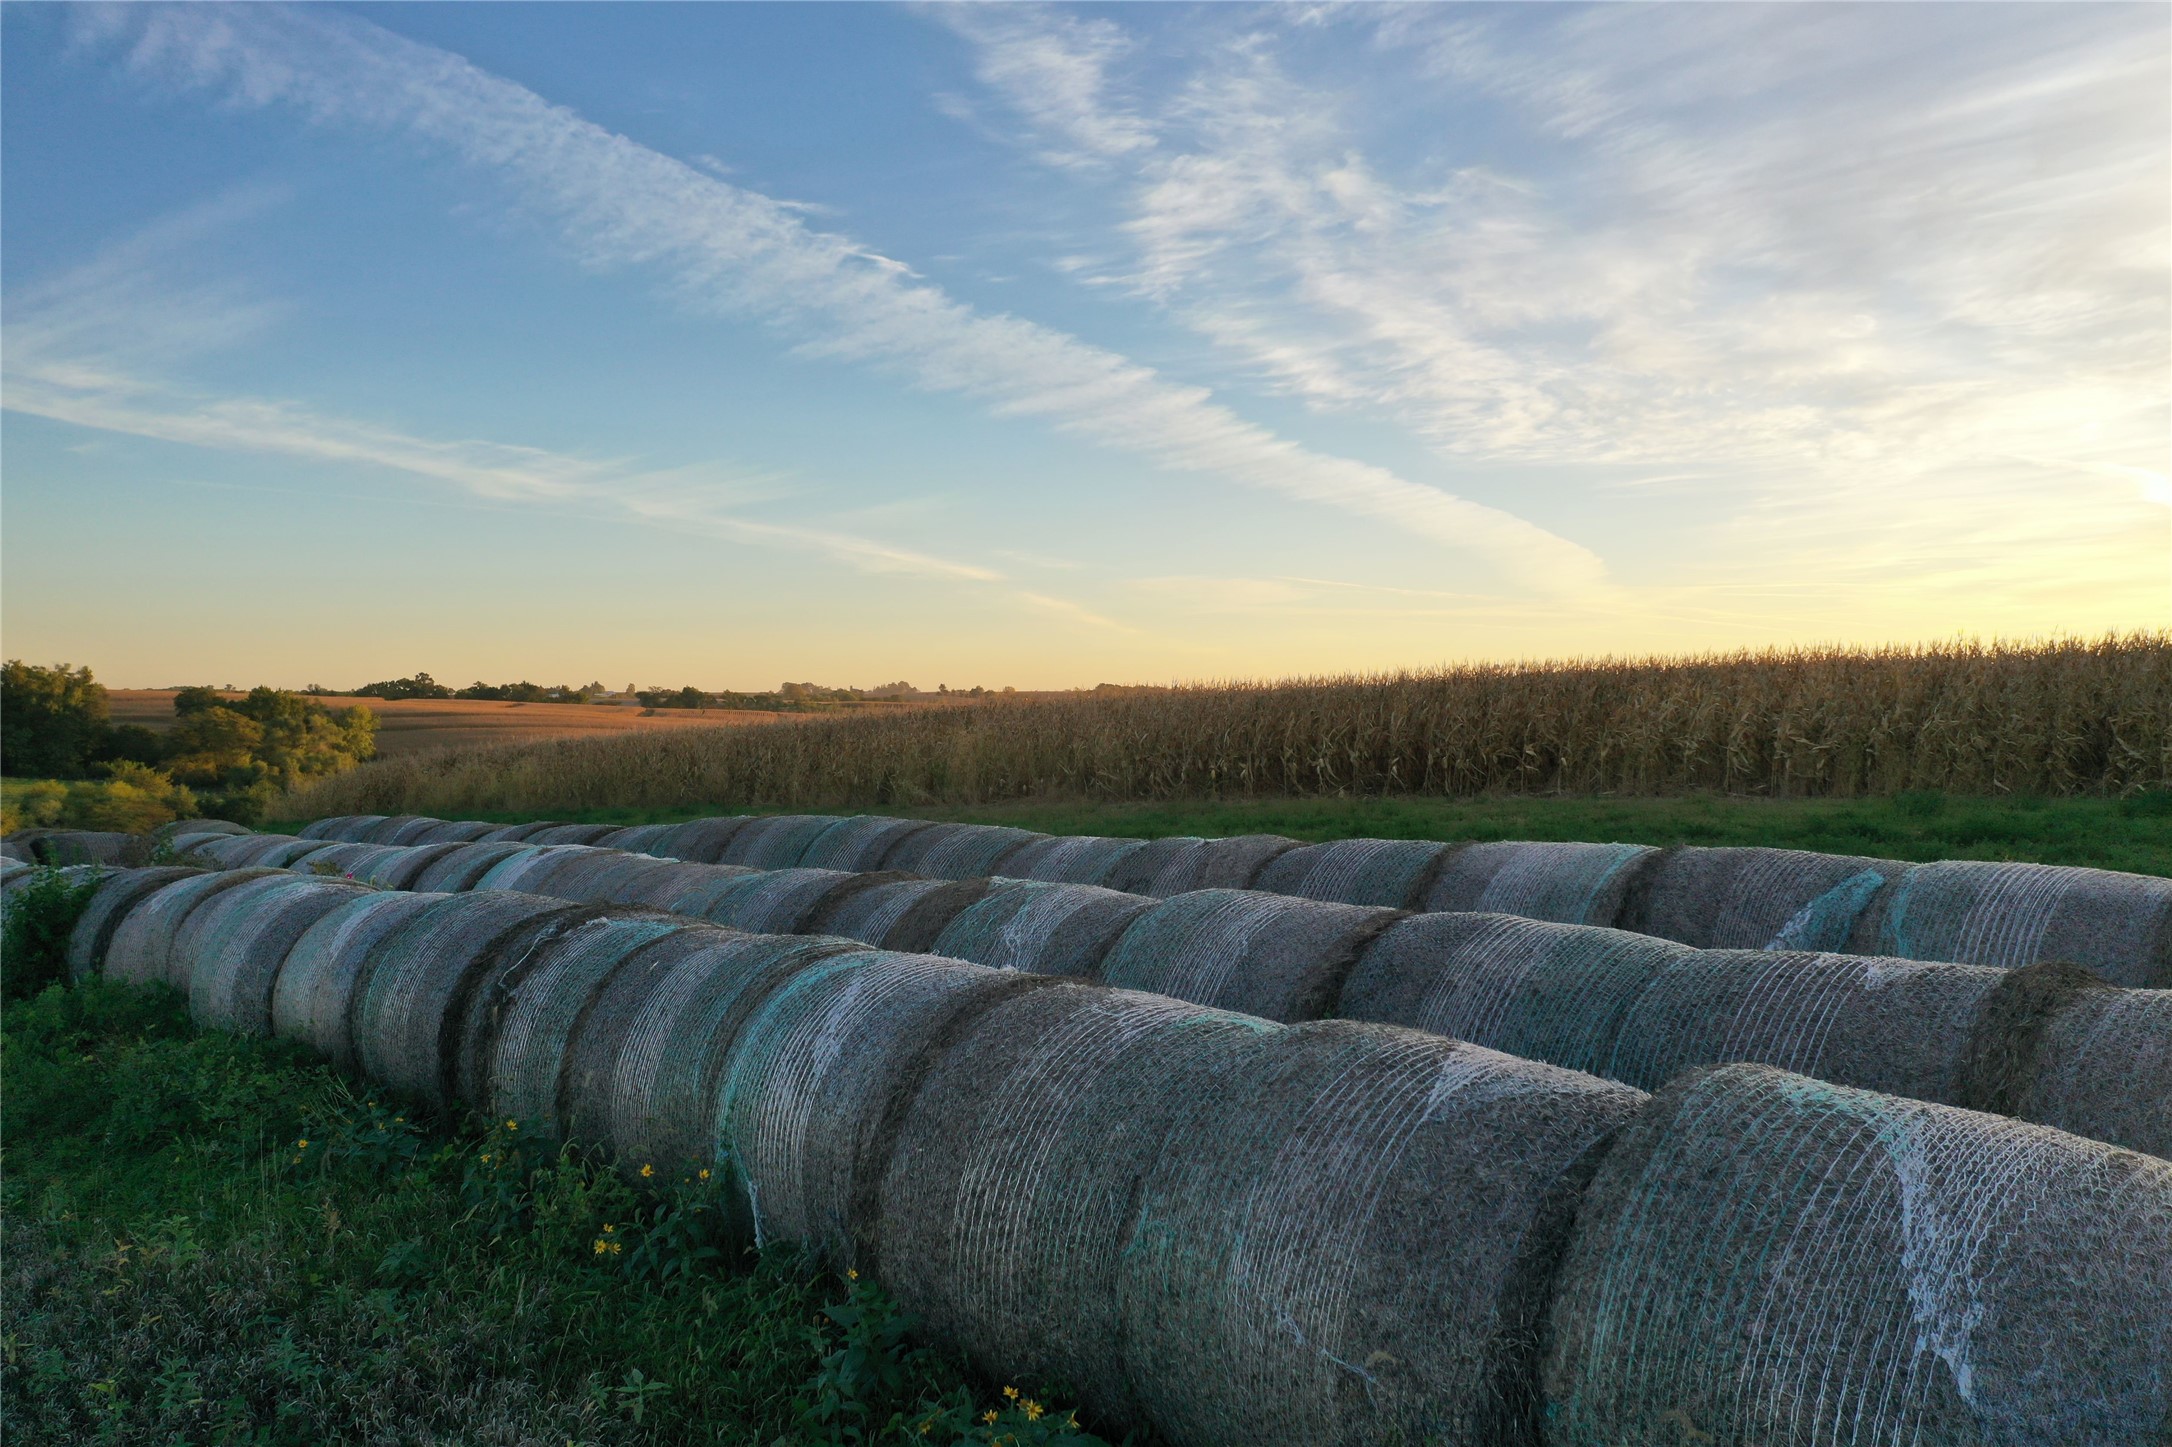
[285,793,2172,877]
[0,968,1110,1446]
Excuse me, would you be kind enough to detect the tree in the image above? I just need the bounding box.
[1,661,111,778]
[354,672,452,701]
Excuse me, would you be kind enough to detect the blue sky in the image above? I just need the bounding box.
[4,2,2166,690]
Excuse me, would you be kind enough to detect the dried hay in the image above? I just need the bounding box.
[484,913,699,1135]
[859,879,1000,953]
[408,842,534,892]
[1423,842,1660,927]
[1620,846,1907,950]
[23,830,151,866]
[288,842,402,879]
[186,834,290,869]
[577,933,872,1175]
[881,824,1044,879]
[403,819,502,844]
[2017,984,2172,1159]
[1097,889,1402,1020]
[680,868,867,935]
[101,868,286,992]
[1140,835,1303,897]
[379,817,454,846]
[298,815,385,841]
[153,817,248,843]
[477,821,570,843]
[717,951,1039,1263]
[646,815,758,863]
[1100,837,1207,895]
[359,815,429,844]
[1542,1063,2172,1446]
[525,823,626,846]
[353,892,588,1107]
[600,859,752,909]
[589,823,672,853]
[1850,860,2172,986]
[1001,835,1152,887]
[66,866,205,982]
[471,845,592,892]
[270,892,444,1070]
[252,837,342,869]
[183,875,373,1035]
[1339,914,1695,1079]
[800,877,959,948]
[344,841,470,891]
[928,880,1156,977]
[797,816,941,871]
[1604,950,2005,1100]
[1253,838,1453,908]
[716,815,843,869]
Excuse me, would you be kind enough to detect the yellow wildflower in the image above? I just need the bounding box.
[602,1223,615,1233]
[295,1139,309,1149]
[981,1411,998,1425]
[1023,1401,1043,1421]
[640,1163,655,1178]
[505,1120,517,1131]
[847,1268,859,1281]
[697,1168,711,1180]
[1002,1385,1019,1400]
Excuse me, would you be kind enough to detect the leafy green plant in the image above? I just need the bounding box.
[2,866,101,1000]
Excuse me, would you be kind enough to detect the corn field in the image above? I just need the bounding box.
[275,635,2172,820]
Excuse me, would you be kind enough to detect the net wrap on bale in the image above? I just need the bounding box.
[929,880,1157,977]
[1001,834,1152,887]
[1424,841,1660,926]
[1253,837,1453,908]
[180,875,374,1035]
[1622,846,1907,950]
[1139,834,1303,897]
[1097,889,1401,1021]
[2018,982,2172,1159]
[1542,1063,2172,1446]
[796,816,939,872]
[270,892,445,1072]
[66,867,204,983]
[1852,860,2172,986]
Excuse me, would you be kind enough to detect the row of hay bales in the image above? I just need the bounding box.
[56,861,2172,1447]
[156,827,2172,1159]
[291,812,2172,986]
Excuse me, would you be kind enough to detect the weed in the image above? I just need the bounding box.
[2,866,102,1000]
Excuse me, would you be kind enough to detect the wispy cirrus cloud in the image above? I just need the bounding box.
[63,2,1604,597]
[938,1,2168,618]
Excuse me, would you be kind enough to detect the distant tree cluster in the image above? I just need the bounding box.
[355,671,604,704]
[1,661,377,825]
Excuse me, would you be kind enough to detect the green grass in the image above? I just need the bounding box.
[391,792,2172,877]
[0,971,1110,1445]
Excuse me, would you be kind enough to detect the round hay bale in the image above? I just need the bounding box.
[1620,846,1907,951]
[1339,913,1695,1079]
[376,816,453,846]
[1604,949,2006,1101]
[1096,836,1206,895]
[101,867,287,992]
[188,833,290,868]
[2003,975,2171,1159]
[647,815,758,863]
[589,859,742,909]
[587,823,668,852]
[1001,834,1152,887]
[875,985,1275,1425]
[797,816,941,872]
[929,880,1156,977]
[483,913,700,1135]
[1542,1063,2172,1446]
[524,823,625,846]
[28,831,150,866]
[500,848,649,902]
[298,815,384,842]
[287,842,403,880]
[881,824,1045,880]
[1098,889,1402,1021]
[476,820,569,843]
[153,817,249,844]
[344,841,471,892]
[66,866,205,982]
[800,877,959,948]
[4,861,100,899]
[700,869,886,936]
[270,891,445,1071]
[408,842,532,893]
[1423,841,1661,927]
[716,814,845,869]
[357,815,429,844]
[2,840,32,862]
[1850,860,2172,986]
[352,891,588,1107]
[401,819,501,844]
[185,876,375,1036]
[859,878,1000,953]
[512,850,684,906]
[1253,837,1453,908]
[718,951,1038,1263]
[472,845,589,892]
[577,932,871,1173]
[253,837,341,870]
[1140,834,1303,897]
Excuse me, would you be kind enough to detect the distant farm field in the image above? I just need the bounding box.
[108,691,808,758]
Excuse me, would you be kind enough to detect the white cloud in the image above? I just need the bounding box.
[67,3,1604,597]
